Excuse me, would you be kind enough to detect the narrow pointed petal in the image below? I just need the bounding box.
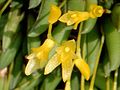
[62,59,73,82]
[25,59,39,75]
[74,59,90,80]
[48,4,61,24]
[65,80,71,90]
[44,54,61,75]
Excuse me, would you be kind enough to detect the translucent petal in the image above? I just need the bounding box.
[65,80,71,90]
[44,54,61,75]
[74,59,90,80]
[25,58,39,75]
[48,4,61,24]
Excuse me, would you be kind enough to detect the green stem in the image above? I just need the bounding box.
[59,0,67,8]
[0,0,12,16]
[81,76,85,90]
[89,34,104,90]
[47,24,53,39]
[76,22,83,58]
[106,76,110,90]
[81,34,86,90]
[113,69,118,90]
[76,22,84,90]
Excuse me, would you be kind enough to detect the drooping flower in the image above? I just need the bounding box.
[25,39,55,75]
[44,40,76,90]
[48,4,61,24]
[59,11,90,29]
[74,58,90,80]
[89,4,104,18]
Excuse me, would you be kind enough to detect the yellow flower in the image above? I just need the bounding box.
[44,40,76,90]
[89,4,104,18]
[48,4,61,24]
[25,39,55,75]
[44,40,76,81]
[74,58,90,80]
[59,11,90,29]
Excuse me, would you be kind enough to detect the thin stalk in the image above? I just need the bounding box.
[59,0,67,8]
[89,34,104,90]
[47,24,53,39]
[81,34,87,90]
[81,76,85,90]
[0,0,12,16]
[76,22,83,58]
[106,76,110,90]
[76,22,84,90]
[113,69,118,90]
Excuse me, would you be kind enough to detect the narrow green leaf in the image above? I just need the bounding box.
[81,27,101,76]
[0,32,22,69]
[9,52,24,90]
[68,0,86,11]
[40,67,61,90]
[29,0,41,9]
[103,16,120,71]
[111,3,120,32]
[2,9,24,51]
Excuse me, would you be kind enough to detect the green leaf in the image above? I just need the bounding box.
[0,0,5,4]
[111,3,120,32]
[81,27,101,76]
[103,16,120,71]
[53,23,72,44]
[0,32,22,69]
[9,52,24,90]
[68,0,86,11]
[71,71,80,90]
[2,9,24,51]
[0,14,8,40]
[29,0,41,9]
[40,67,61,90]
[16,72,42,90]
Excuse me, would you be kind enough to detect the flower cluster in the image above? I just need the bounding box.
[25,4,105,90]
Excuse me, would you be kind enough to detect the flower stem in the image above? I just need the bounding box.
[76,22,83,58]
[59,0,67,8]
[106,76,110,90]
[0,0,12,16]
[113,69,118,90]
[47,24,53,39]
[89,33,104,90]
[81,34,87,90]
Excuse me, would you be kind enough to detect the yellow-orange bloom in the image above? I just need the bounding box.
[48,4,61,24]
[74,58,90,80]
[59,11,90,29]
[89,4,104,18]
[44,40,76,90]
[25,39,55,75]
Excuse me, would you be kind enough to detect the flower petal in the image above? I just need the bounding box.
[89,4,104,18]
[62,58,73,82]
[44,54,61,75]
[74,59,90,80]
[25,59,39,75]
[48,4,61,24]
